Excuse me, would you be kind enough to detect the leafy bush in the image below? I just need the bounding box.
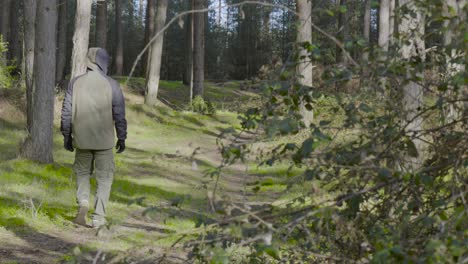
[191,95,216,115]
[184,2,467,263]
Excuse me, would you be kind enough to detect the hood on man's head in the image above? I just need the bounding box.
[87,48,110,74]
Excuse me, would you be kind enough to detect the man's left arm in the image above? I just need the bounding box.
[110,79,127,153]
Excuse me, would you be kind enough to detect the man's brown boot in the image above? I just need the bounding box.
[73,205,89,227]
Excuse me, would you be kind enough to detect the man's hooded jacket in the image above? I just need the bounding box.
[61,48,127,150]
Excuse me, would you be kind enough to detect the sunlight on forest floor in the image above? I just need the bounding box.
[0,80,294,263]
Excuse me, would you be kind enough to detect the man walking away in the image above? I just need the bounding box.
[61,48,127,228]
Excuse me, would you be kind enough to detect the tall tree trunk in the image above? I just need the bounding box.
[114,0,124,75]
[9,0,21,66]
[70,0,92,79]
[23,0,36,132]
[192,0,205,98]
[296,0,313,126]
[56,0,68,84]
[144,0,156,76]
[145,0,168,106]
[1,0,12,54]
[362,0,371,63]
[21,0,57,164]
[399,0,425,170]
[378,0,390,55]
[389,0,395,44]
[336,0,349,64]
[95,0,107,49]
[183,0,193,86]
[443,0,465,122]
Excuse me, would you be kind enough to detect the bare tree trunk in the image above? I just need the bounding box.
[362,0,371,63]
[183,0,193,86]
[23,0,36,132]
[399,0,425,170]
[21,0,57,164]
[114,0,124,75]
[378,0,390,55]
[389,0,395,44]
[71,0,92,79]
[56,0,68,84]
[95,0,107,49]
[192,0,205,98]
[336,0,349,64]
[296,0,313,126]
[443,0,465,123]
[1,0,12,52]
[9,0,21,66]
[145,0,168,106]
[144,0,156,76]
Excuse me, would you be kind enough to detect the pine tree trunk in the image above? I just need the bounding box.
[183,0,193,86]
[443,0,465,123]
[56,0,68,84]
[296,0,313,126]
[389,0,395,44]
[362,0,371,63]
[336,0,349,64]
[378,0,390,54]
[145,0,168,106]
[21,0,57,164]
[114,0,124,75]
[399,0,425,170]
[9,0,21,66]
[95,0,107,49]
[192,0,205,98]
[23,0,36,132]
[144,0,156,76]
[1,0,12,53]
[71,0,92,79]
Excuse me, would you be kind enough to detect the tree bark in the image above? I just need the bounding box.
[183,0,193,86]
[443,0,465,122]
[1,0,12,57]
[192,0,205,98]
[378,0,390,55]
[399,0,425,170]
[95,0,107,49]
[71,0,92,79]
[296,0,313,126]
[145,0,168,106]
[21,0,57,164]
[336,0,349,64]
[56,0,68,84]
[114,0,124,75]
[144,0,156,76]
[9,0,21,66]
[362,0,371,63]
[23,0,36,132]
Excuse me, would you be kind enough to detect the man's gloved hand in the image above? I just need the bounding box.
[64,135,74,152]
[116,139,125,153]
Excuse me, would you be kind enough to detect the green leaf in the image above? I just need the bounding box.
[325,9,334,16]
[359,103,372,113]
[300,138,314,157]
[319,120,331,126]
[405,139,419,158]
[263,246,280,260]
[378,168,392,179]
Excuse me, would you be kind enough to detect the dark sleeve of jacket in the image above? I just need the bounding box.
[108,77,127,140]
[60,79,76,138]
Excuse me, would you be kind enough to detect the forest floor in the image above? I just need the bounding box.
[0,79,297,263]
